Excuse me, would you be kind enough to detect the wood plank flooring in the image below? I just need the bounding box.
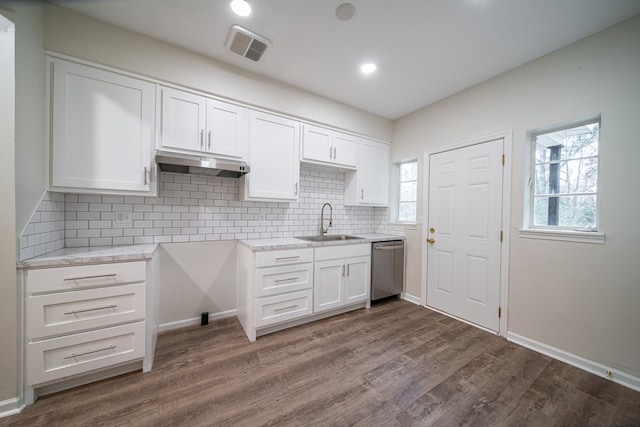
[4,299,640,426]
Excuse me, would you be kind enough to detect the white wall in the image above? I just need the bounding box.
[158,241,237,327]
[12,1,44,240]
[0,5,16,409]
[393,16,640,378]
[42,3,393,141]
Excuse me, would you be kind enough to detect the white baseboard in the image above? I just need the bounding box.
[0,397,23,419]
[507,332,640,393]
[158,309,237,333]
[401,292,421,305]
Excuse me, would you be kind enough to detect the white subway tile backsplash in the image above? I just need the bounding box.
[19,164,394,258]
[19,192,65,260]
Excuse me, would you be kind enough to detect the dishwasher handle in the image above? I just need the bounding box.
[374,244,404,251]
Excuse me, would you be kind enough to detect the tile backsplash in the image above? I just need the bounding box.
[19,192,65,260]
[20,164,398,260]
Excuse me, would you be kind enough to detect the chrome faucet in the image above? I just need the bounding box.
[320,203,333,236]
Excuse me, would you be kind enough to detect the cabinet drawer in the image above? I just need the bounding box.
[27,321,145,386]
[255,290,313,327]
[314,243,371,261]
[27,283,146,340]
[255,248,313,267]
[256,263,313,297]
[26,261,146,294]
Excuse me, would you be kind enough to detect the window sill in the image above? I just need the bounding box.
[389,222,418,230]
[518,228,605,244]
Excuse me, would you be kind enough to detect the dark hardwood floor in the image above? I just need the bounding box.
[4,299,640,426]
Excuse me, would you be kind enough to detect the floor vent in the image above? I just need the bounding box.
[225,25,271,62]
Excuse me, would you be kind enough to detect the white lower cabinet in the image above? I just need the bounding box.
[22,260,157,402]
[314,244,371,313]
[237,242,371,342]
[255,290,313,328]
[238,245,314,341]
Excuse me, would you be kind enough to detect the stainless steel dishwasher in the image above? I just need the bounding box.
[371,240,405,301]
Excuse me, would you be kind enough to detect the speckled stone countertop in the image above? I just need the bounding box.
[17,234,404,268]
[238,233,404,251]
[17,244,159,269]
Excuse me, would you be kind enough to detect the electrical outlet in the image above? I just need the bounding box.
[259,213,266,225]
[115,211,132,224]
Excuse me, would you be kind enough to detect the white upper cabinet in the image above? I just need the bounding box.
[160,86,245,159]
[301,123,357,168]
[160,88,206,153]
[241,110,300,202]
[50,58,155,194]
[344,138,390,206]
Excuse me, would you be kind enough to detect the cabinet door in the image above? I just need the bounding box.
[301,124,332,163]
[313,260,344,313]
[344,256,371,304]
[243,110,300,201]
[359,139,390,205]
[160,87,206,152]
[51,59,154,193]
[332,132,358,168]
[206,99,245,159]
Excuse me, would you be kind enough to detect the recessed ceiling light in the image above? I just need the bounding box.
[231,0,251,17]
[360,63,377,75]
[336,3,356,21]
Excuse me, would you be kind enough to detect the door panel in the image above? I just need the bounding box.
[161,88,206,152]
[313,261,343,313]
[426,139,503,332]
[344,257,370,304]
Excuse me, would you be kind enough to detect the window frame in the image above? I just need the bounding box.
[392,159,418,226]
[520,116,604,244]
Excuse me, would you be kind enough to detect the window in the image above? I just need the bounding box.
[397,160,417,223]
[528,118,600,231]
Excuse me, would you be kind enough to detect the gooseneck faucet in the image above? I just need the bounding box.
[320,203,333,236]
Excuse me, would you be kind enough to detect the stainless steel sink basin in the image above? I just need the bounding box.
[296,234,364,242]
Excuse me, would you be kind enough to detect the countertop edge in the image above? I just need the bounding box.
[17,244,160,269]
[238,234,404,251]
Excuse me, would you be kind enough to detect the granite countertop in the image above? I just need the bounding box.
[17,244,159,269]
[17,233,405,268]
[238,233,404,251]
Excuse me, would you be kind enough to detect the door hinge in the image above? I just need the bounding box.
[502,154,505,166]
[498,307,502,318]
[500,230,503,242]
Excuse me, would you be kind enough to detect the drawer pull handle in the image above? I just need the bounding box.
[64,345,117,360]
[275,256,300,261]
[64,304,118,315]
[274,304,299,312]
[274,277,299,283]
[63,273,117,282]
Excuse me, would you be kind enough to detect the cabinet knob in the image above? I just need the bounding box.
[427,238,435,244]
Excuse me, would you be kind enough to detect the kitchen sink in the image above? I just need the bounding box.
[296,234,364,242]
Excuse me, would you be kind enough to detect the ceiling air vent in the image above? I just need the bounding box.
[225,25,271,62]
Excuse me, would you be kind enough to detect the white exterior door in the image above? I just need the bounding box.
[426,139,504,332]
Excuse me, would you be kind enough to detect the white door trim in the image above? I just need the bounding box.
[421,130,512,337]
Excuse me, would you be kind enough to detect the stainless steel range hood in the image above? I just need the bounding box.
[155,151,249,178]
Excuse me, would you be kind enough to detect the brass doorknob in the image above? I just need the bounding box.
[427,238,435,244]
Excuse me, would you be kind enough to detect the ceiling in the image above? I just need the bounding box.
[50,0,640,120]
